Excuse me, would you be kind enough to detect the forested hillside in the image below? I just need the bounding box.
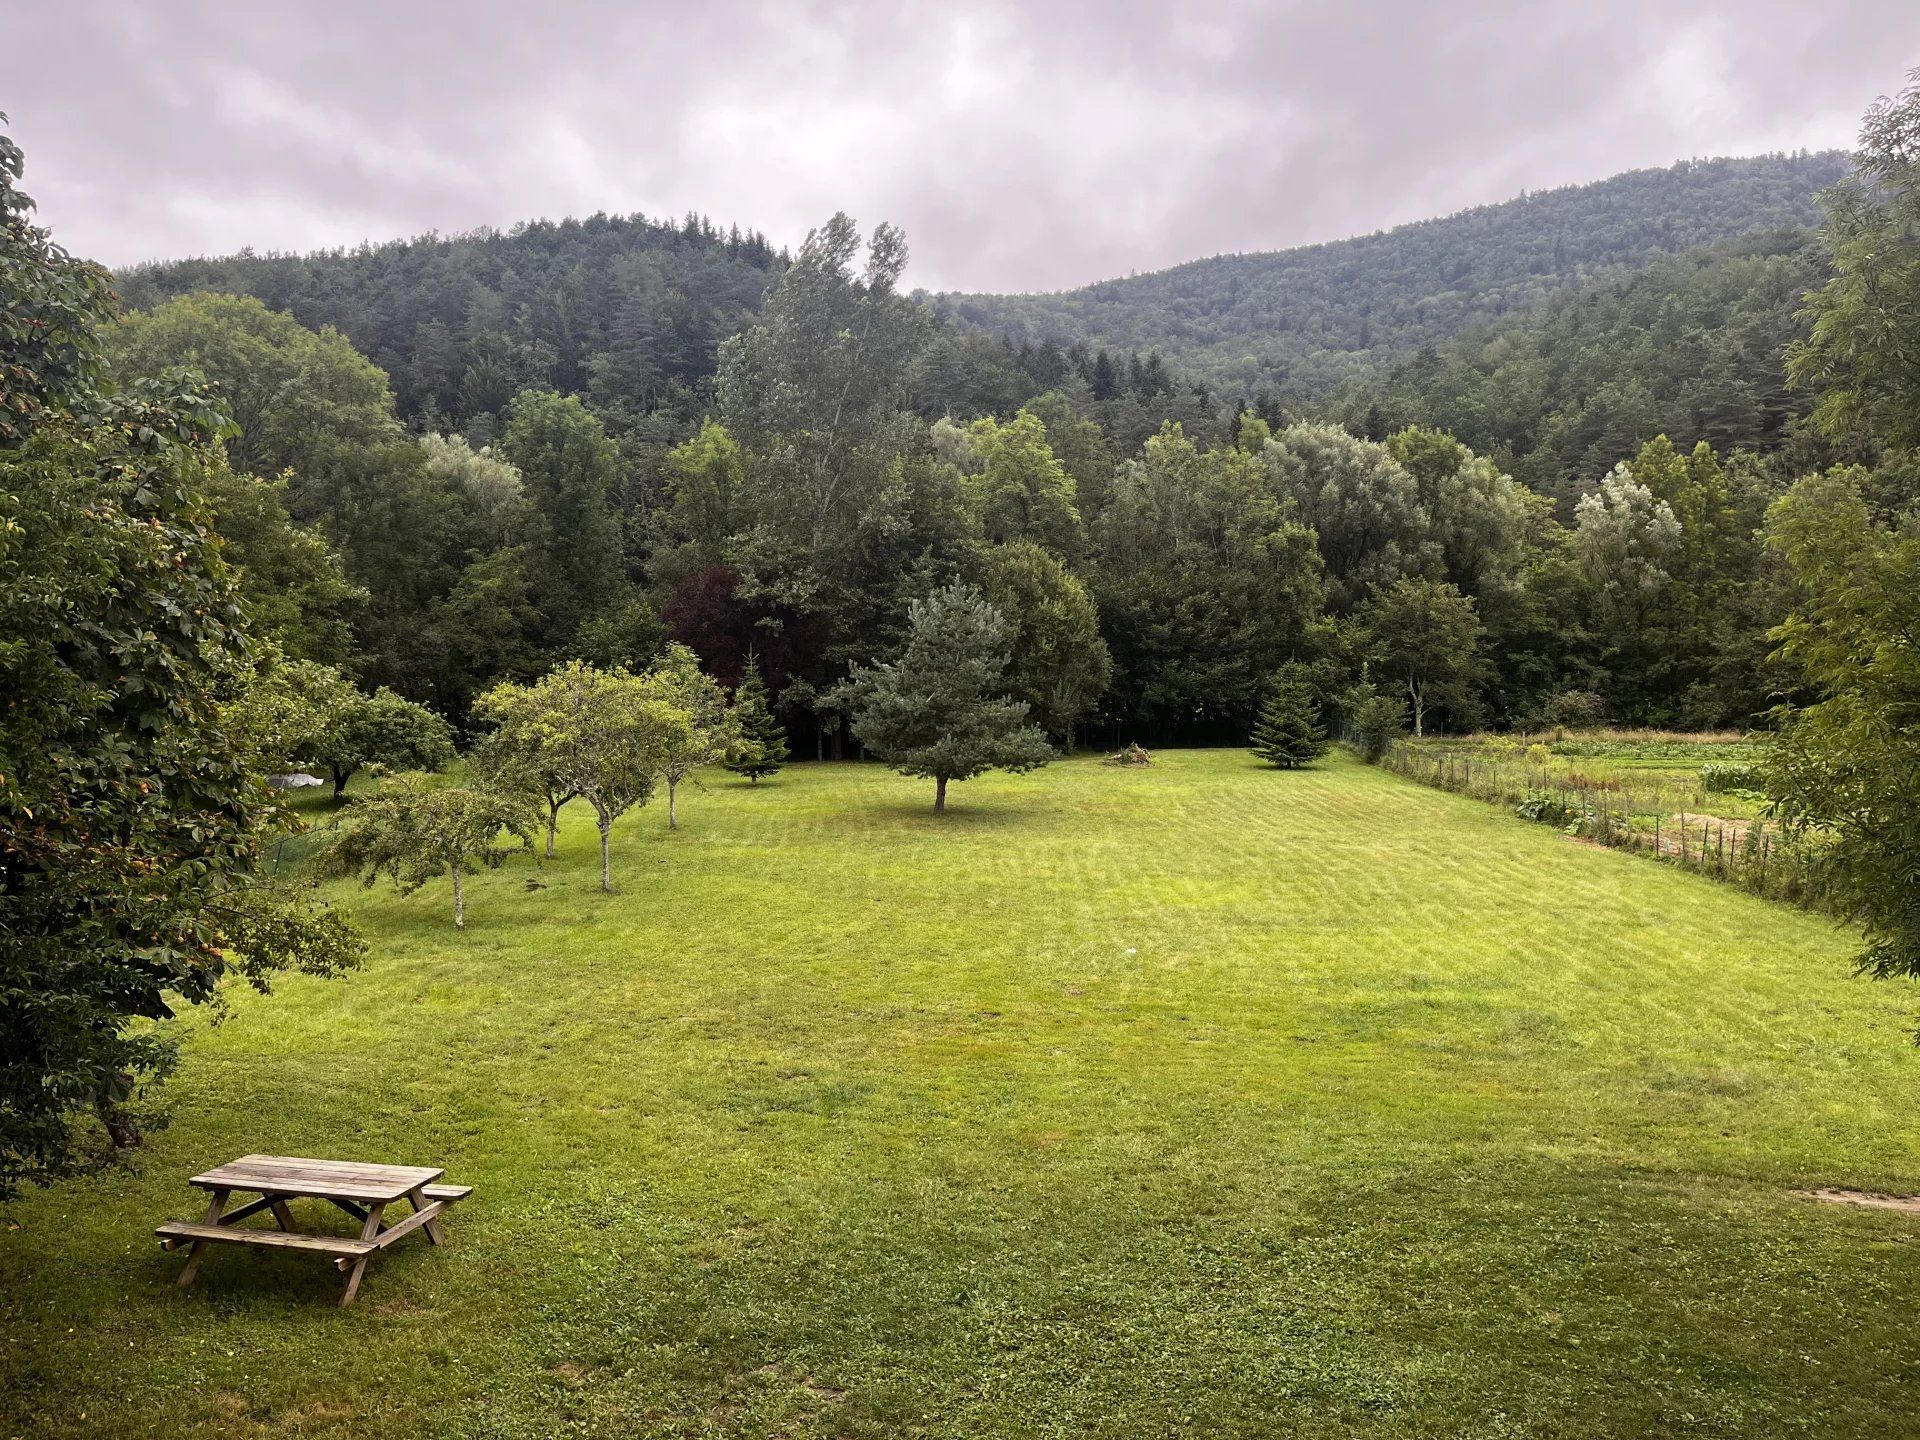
[115,212,787,440]
[1331,231,1828,505]
[936,153,1850,401]
[60,110,1916,759]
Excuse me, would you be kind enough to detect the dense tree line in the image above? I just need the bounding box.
[94,194,1904,751]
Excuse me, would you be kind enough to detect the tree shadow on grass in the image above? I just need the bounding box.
[835,800,1034,830]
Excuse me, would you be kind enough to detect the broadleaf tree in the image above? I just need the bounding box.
[641,642,736,824]
[321,774,538,929]
[1363,577,1482,738]
[483,662,693,891]
[1763,468,1920,987]
[0,121,362,1194]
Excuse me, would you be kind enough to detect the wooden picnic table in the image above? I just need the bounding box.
[157,1154,472,1306]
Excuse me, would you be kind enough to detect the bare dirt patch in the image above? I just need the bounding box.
[1794,1188,1920,1214]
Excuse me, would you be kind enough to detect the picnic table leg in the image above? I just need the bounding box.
[269,1199,297,1232]
[407,1186,446,1246]
[338,1201,386,1307]
[177,1189,230,1288]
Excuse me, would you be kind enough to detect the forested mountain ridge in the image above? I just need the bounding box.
[935,152,1851,402]
[1333,229,1828,505]
[115,211,786,441]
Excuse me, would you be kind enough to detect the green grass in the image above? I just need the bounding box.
[5,750,1919,1438]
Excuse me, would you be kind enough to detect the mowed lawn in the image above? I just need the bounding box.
[5,751,1920,1438]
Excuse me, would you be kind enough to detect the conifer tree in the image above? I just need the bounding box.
[725,657,788,784]
[837,584,1053,811]
[1251,665,1328,768]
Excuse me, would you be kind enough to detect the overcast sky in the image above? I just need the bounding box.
[9,2,1918,294]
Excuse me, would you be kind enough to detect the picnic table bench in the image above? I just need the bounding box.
[157,1154,471,1306]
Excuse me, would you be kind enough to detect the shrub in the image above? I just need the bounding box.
[1344,681,1409,763]
[1534,688,1607,730]
[1701,761,1764,794]
[1514,793,1576,826]
[1525,743,1552,767]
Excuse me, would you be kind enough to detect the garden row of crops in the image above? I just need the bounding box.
[1374,735,1838,911]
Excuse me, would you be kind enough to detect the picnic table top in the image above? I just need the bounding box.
[190,1154,445,1204]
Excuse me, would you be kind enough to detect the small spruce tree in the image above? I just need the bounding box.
[1251,665,1328,768]
[1343,680,1409,763]
[836,584,1053,811]
[725,657,788,784]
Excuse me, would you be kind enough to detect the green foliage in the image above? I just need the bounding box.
[0,123,361,1194]
[719,214,925,565]
[1259,423,1433,611]
[195,456,365,665]
[724,658,788,784]
[0,121,113,441]
[1514,792,1577,825]
[1763,468,1920,984]
[1251,664,1328,768]
[662,419,749,555]
[475,661,691,891]
[839,584,1052,809]
[642,642,736,820]
[107,290,494,708]
[939,154,1846,400]
[979,539,1112,744]
[1092,423,1326,740]
[106,292,403,509]
[499,389,633,651]
[1789,73,1920,451]
[1362,578,1482,737]
[116,210,782,436]
[239,659,454,796]
[1350,234,1827,502]
[319,774,537,929]
[1700,761,1764,795]
[961,409,1084,555]
[420,432,524,542]
[1342,681,1409,762]
[473,668,588,857]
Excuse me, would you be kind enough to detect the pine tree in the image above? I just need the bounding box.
[836,584,1053,811]
[725,658,788,784]
[1251,665,1328,768]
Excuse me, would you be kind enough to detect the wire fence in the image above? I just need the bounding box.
[1366,738,1837,912]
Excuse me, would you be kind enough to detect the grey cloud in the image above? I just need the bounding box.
[7,0,1917,293]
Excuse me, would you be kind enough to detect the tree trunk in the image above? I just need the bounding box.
[668,778,678,829]
[935,775,948,812]
[598,812,613,893]
[452,869,465,930]
[1409,680,1425,740]
[545,798,560,859]
[332,765,351,801]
